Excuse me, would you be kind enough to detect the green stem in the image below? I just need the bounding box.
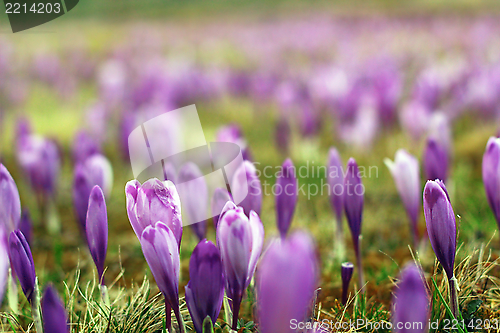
[449,277,460,319]
[8,270,18,315]
[31,279,43,333]
[173,305,185,333]
[335,216,345,263]
[355,236,365,293]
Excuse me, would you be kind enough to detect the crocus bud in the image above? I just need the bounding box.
[276,159,298,238]
[341,262,354,305]
[140,222,182,326]
[423,180,456,279]
[423,138,448,183]
[41,285,69,333]
[482,137,500,228]
[343,158,364,290]
[257,231,318,333]
[384,150,421,246]
[327,148,344,225]
[8,230,36,303]
[344,158,363,251]
[125,178,183,246]
[20,210,33,246]
[85,185,108,283]
[185,239,224,333]
[392,264,429,333]
[232,161,262,216]
[178,163,208,241]
[73,154,113,233]
[0,164,21,233]
[211,188,232,229]
[217,206,264,330]
[16,135,60,196]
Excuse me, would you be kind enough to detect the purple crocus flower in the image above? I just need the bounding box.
[385,149,421,247]
[423,180,456,280]
[423,138,449,183]
[216,206,264,330]
[8,230,36,303]
[125,178,183,247]
[482,137,500,231]
[16,135,60,197]
[423,180,458,317]
[231,161,262,216]
[185,239,224,333]
[0,164,21,233]
[177,163,208,241]
[344,158,365,291]
[276,158,298,238]
[392,264,429,333]
[41,284,69,333]
[20,210,33,246]
[140,222,183,333]
[257,231,318,333]
[211,188,232,229]
[85,186,108,284]
[72,130,101,163]
[341,262,354,306]
[73,154,113,235]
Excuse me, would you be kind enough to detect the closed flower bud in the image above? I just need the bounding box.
[85,185,108,283]
[125,178,183,246]
[73,154,113,233]
[344,158,363,251]
[327,148,344,224]
[177,163,208,241]
[185,240,224,333]
[41,285,69,333]
[140,222,182,326]
[276,158,298,238]
[423,180,456,280]
[8,230,36,303]
[392,264,429,333]
[216,206,264,330]
[257,231,318,333]
[0,164,21,233]
[385,150,421,246]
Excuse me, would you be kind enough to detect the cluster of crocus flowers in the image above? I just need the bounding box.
[385,149,421,248]
[343,158,365,291]
[216,202,264,330]
[391,264,429,333]
[423,180,459,318]
[275,158,298,238]
[256,231,318,333]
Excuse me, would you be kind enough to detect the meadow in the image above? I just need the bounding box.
[1,11,500,333]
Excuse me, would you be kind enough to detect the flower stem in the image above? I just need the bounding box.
[231,295,241,331]
[31,280,43,333]
[335,216,345,263]
[8,270,18,315]
[449,277,460,319]
[173,305,185,333]
[355,237,365,293]
[165,301,171,333]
